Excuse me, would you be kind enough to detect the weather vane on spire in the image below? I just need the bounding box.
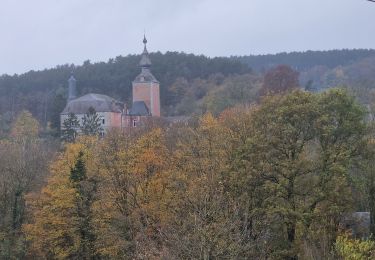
[143,30,147,45]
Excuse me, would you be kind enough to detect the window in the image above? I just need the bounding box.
[102,119,105,125]
[133,119,137,127]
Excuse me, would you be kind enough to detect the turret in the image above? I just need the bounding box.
[139,35,152,69]
[132,35,161,117]
[68,74,77,103]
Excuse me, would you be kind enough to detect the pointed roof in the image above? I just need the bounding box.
[133,35,158,83]
[128,101,150,116]
[139,34,152,68]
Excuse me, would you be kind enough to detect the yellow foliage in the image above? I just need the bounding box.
[336,234,375,260]
[92,128,171,258]
[23,140,94,259]
[11,110,39,142]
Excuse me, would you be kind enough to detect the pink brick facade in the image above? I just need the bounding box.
[132,82,160,117]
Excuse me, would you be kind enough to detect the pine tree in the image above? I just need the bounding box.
[24,142,99,259]
[81,107,102,136]
[70,151,86,183]
[61,113,80,142]
[69,150,96,259]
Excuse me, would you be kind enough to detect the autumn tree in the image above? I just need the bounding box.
[161,113,257,259]
[19,88,369,259]
[356,100,375,237]
[335,234,375,259]
[93,128,170,259]
[23,137,98,259]
[0,111,51,259]
[11,110,39,143]
[229,89,366,259]
[261,64,300,95]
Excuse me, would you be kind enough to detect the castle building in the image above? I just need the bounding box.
[60,36,160,133]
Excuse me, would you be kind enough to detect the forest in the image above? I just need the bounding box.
[2,49,375,259]
[1,49,375,137]
[2,88,375,259]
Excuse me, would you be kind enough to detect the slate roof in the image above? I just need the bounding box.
[133,68,159,83]
[134,36,158,83]
[61,93,123,115]
[128,101,150,116]
[139,48,152,67]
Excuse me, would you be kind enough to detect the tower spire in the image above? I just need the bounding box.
[139,33,151,68]
[143,33,147,46]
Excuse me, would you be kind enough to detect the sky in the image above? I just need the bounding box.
[0,0,374,75]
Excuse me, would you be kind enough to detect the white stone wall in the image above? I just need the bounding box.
[60,112,122,134]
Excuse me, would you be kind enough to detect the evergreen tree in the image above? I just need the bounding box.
[24,142,99,259]
[70,151,86,183]
[70,150,97,259]
[61,113,80,142]
[81,107,102,136]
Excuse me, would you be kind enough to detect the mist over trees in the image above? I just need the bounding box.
[234,49,375,72]
[1,49,375,136]
[7,89,372,259]
[1,48,375,258]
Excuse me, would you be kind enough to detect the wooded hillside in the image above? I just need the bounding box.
[1,49,375,136]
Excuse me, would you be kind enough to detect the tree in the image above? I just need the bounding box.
[50,92,68,132]
[11,110,39,143]
[335,234,375,259]
[93,128,170,258]
[261,65,300,95]
[69,150,97,259]
[0,112,52,259]
[229,89,366,259]
[61,113,80,142]
[203,74,261,115]
[81,107,102,136]
[163,114,256,259]
[23,138,98,259]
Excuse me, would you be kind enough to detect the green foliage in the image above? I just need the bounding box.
[0,112,12,138]
[202,73,261,114]
[61,112,80,142]
[49,92,67,131]
[23,139,98,259]
[70,151,86,183]
[0,52,250,129]
[235,49,375,72]
[21,89,372,259]
[0,114,53,259]
[1,49,375,130]
[228,89,366,258]
[81,107,102,136]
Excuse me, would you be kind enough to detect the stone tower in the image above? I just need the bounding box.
[132,35,160,117]
[68,74,77,103]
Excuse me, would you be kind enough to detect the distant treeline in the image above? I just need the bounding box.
[1,49,375,134]
[234,49,375,71]
[0,52,250,131]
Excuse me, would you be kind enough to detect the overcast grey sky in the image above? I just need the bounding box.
[0,0,374,75]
